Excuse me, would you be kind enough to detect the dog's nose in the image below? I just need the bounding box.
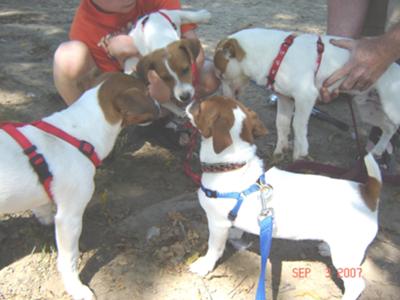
[179,92,191,102]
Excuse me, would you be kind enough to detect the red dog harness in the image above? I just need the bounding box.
[1,120,101,202]
[266,34,325,91]
[141,11,178,31]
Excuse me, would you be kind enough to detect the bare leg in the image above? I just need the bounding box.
[53,41,98,105]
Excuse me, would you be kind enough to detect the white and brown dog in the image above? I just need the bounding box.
[214,28,400,160]
[124,9,211,74]
[136,38,202,108]
[187,96,382,300]
[0,73,159,300]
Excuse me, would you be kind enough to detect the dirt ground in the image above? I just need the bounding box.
[0,0,399,299]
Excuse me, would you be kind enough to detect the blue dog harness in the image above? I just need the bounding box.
[201,173,274,300]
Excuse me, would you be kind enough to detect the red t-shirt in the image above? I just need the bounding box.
[70,0,196,72]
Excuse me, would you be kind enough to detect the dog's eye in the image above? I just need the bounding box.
[182,67,190,75]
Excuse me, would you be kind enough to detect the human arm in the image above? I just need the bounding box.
[321,22,400,102]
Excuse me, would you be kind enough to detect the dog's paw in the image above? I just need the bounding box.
[189,256,215,276]
[71,284,96,300]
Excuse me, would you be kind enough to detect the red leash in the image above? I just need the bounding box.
[183,121,201,185]
[182,62,202,186]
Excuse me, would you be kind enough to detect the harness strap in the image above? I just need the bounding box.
[1,124,54,201]
[266,34,296,91]
[315,36,325,76]
[142,11,178,32]
[32,120,102,167]
[158,11,178,31]
[200,174,266,221]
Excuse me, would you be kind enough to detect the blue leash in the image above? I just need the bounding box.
[256,211,274,300]
[201,174,274,299]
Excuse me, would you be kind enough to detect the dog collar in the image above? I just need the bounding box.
[201,162,247,173]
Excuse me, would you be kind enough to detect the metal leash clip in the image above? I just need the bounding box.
[257,183,274,222]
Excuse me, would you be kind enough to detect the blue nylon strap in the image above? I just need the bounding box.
[256,215,273,300]
[200,174,266,221]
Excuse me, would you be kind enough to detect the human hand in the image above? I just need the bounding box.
[320,36,395,102]
[148,70,172,103]
[107,34,139,67]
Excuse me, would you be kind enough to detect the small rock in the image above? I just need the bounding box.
[146,226,160,241]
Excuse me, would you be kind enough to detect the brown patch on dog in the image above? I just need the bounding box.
[191,96,237,153]
[237,102,268,144]
[98,73,158,126]
[214,38,246,74]
[360,177,381,212]
[137,39,200,89]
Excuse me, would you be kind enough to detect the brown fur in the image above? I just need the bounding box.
[360,177,381,212]
[189,96,267,153]
[214,38,246,75]
[98,73,158,126]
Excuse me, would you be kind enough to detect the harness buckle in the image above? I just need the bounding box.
[258,183,273,217]
[79,140,95,158]
[24,145,37,155]
[228,211,237,221]
[205,189,217,198]
[29,153,52,183]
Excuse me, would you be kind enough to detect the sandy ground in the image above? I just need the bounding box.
[0,0,399,299]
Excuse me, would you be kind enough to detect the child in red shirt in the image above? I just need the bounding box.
[53,0,218,105]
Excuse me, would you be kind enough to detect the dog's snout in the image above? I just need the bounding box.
[179,92,191,102]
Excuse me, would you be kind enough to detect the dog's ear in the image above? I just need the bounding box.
[240,109,268,144]
[136,55,155,85]
[221,38,245,61]
[212,115,233,154]
[115,88,157,126]
[179,38,201,63]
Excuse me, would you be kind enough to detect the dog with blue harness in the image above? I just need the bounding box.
[187,95,382,300]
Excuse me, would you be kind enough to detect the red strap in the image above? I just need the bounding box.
[266,34,296,90]
[32,121,102,167]
[183,121,201,186]
[158,11,178,31]
[315,36,324,76]
[1,124,54,201]
[142,11,177,32]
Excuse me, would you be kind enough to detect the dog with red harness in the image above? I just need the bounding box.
[124,9,211,74]
[0,73,160,300]
[213,28,400,161]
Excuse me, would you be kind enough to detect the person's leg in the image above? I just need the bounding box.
[53,41,99,105]
[327,0,371,38]
[362,0,388,36]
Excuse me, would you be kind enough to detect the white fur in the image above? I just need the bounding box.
[219,28,400,160]
[164,57,195,101]
[188,103,381,300]
[124,9,211,73]
[0,84,123,300]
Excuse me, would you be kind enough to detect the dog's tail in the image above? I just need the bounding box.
[360,153,382,212]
